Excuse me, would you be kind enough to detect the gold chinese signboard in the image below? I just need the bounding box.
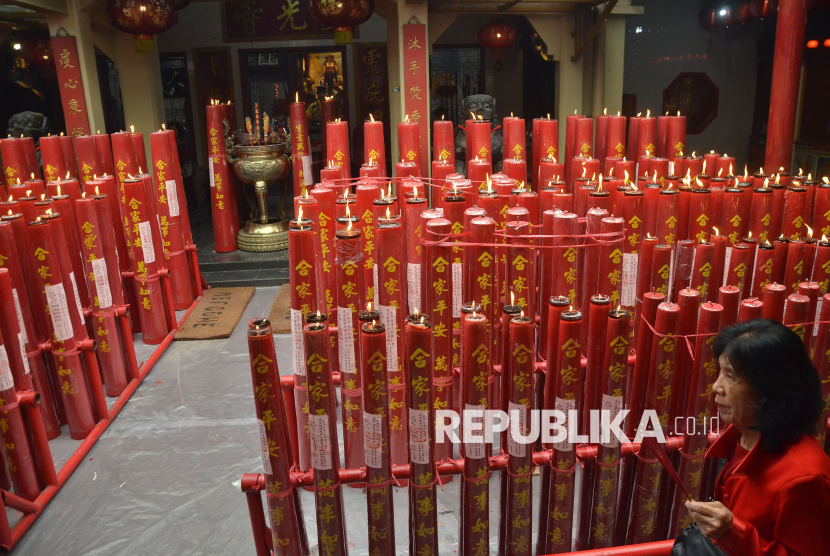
[222,0,358,42]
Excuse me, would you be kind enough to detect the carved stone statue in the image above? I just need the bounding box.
[7,111,49,139]
[454,94,503,175]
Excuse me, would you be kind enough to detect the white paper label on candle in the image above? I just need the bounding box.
[290,308,305,376]
[667,255,675,302]
[68,272,84,319]
[302,156,314,186]
[11,289,26,345]
[723,247,733,287]
[45,283,73,342]
[208,157,215,187]
[600,394,624,448]
[138,221,156,264]
[363,411,383,469]
[257,419,273,475]
[91,258,112,309]
[378,304,398,373]
[507,401,527,458]
[407,263,421,314]
[815,299,824,337]
[464,404,487,460]
[409,409,430,465]
[18,333,30,375]
[165,180,180,217]
[634,163,640,186]
[554,397,576,452]
[373,264,379,308]
[452,263,463,318]
[621,253,638,307]
[337,306,356,374]
[0,347,13,391]
[309,414,333,470]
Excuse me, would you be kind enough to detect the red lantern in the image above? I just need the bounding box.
[749,0,778,18]
[106,0,177,53]
[23,39,54,68]
[478,20,518,51]
[310,0,375,45]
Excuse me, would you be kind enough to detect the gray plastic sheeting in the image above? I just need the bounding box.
[11,287,564,555]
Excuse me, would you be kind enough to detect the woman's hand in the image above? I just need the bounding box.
[685,500,734,540]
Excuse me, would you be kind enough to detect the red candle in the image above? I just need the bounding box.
[433,118,455,169]
[539,117,560,186]
[771,236,790,286]
[406,313,439,556]
[398,118,422,177]
[656,114,670,158]
[642,183,661,239]
[717,155,736,178]
[784,293,810,342]
[673,156,688,180]
[689,241,715,302]
[686,155,703,179]
[59,135,79,179]
[326,120,351,179]
[290,100,313,197]
[797,281,821,344]
[93,133,115,177]
[467,157,491,191]
[50,195,90,310]
[505,220,535,320]
[739,297,764,322]
[588,187,610,213]
[465,118,492,168]
[542,307,583,553]
[656,188,679,247]
[74,135,104,184]
[359,162,379,179]
[550,211,579,306]
[812,238,829,293]
[123,177,170,343]
[703,151,720,177]
[565,113,581,187]
[687,187,712,243]
[725,243,752,300]
[469,216,496,350]
[205,104,226,157]
[575,117,594,158]
[606,114,626,160]
[503,115,526,162]
[431,160,453,200]
[320,97,338,163]
[0,138,28,186]
[637,115,656,159]
[720,187,744,246]
[581,209,608,338]
[364,116,386,177]
[781,186,807,240]
[26,218,96,438]
[394,159,417,180]
[650,244,673,300]
[503,157,527,185]
[784,240,806,294]
[747,186,774,244]
[246,319,305,555]
[423,217,453,461]
[667,114,686,159]
[129,131,148,172]
[208,155,239,252]
[40,136,67,183]
[751,241,776,299]
[615,159,636,187]
[762,283,787,321]
[74,197,129,396]
[595,113,608,173]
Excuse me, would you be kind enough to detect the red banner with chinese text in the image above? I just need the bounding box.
[51,35,90,137]
[402,24,429,175]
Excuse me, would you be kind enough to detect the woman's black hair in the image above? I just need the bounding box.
[712,319,824,453]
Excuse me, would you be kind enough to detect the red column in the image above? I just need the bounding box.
[765,0,808,172]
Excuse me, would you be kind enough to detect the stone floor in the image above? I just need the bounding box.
[11,287,557,555]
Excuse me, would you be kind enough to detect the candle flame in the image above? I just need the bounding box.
[40,194,45,200]
[453,182,458,196]
[760,166,764,174]
[420,315,425,324]
[823,235,828,242]
[367,301,372,312]
[718,167,723,177]
[520,309,525,318]
[36,217,40,222]
[414,308,419,317]
[369,113,374,122]
[46,209,52,215]
[665,111,669,116]
[809,173,813,180]
[487,175,492,194]
[775,174,780,185]
[405,114,410,123]
[16,178,20,185]
[764,177,769,188]
[511,112,514,117]
[823,177,829,184]
[413,184,418,197]
[470,111,476,120]
[552,156,557,164]
[442,114,445,120]
[130,125,134,133]
[347,218,353,231]
[6,195,10,202]
[646,148,651,158]
[646,109,651,118]
[26,190,31,197]
[95,186,100,195]
[296,92,299,102]
[604,107,607,116]
[748,230,753,238]
[518,181,525,191]
[631,181,638,192]
[652,170,657,183]
[713,226,719,236]
[82,192,86,198]
[608,166,614,177]
[573,110,576,116]
[702,160,706,174]
[598,174,603,192]
[679,150,684,157]
[298,205,303,221]
[57,185,61,196]
[6,210,10,216]
[691,151,696,158]
[510,291,515,305]
[372,319,376,327]
[66,171,70,179]
[582,166,587,179]
[637,112,642,117]
[727,163,732,176]
[807,225,813,238]
[386,207,391,220]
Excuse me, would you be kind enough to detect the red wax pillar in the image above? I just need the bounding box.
[433,119,455,170]
[363,116,386,177]
[503,116,526,164]
[59,135,78,179]
[40,136,67,183]
[667,115,686,159]
[290,101,313,197]
[398,118,422,177]
[208,155,238,252]
[765,0,808,172]
[326,120,351,179]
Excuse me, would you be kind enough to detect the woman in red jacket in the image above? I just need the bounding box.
[685,319,830,555]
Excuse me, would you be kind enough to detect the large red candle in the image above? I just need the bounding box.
[606,114,626,161]
[320,97,338,163]
[751,241,776,299]
[398,118,422,177]
[465,118,492,168]
[656,188,679,247]
[74,135,104,184]
[503,157,527,186]
[49,195,90,310]
[246,319,305,556]
[208,155,238,252]
[720,187,744,246]
[0,138,27,186]
[784,240,806,294]
[40,136,66,183]
[363,116,386,177]
[503,116,526,162]
[637,115,656,159]
[326,120,351,179]
[575,117,594,158]
[782,186,807,240]
[690,241,715,302]
[123,178,169,343]
[748,186,774,244]
[725,243,752,300]
[595,113,609,174]
[59,134,79,179]
[290,100,313,197]
[667,114,686,159]
[433,119,455,169]
[539,117,560,185]
[688,188,712,243]
[656,114,670,158]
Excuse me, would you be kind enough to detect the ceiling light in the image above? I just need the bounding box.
[13,43,21,50]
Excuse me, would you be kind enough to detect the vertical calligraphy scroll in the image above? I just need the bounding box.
[402,24,429,176]
[50,36,90,137]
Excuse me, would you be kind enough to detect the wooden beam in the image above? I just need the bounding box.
[4,0,66,15]
[431,3,574,13]
[571,0,618,62]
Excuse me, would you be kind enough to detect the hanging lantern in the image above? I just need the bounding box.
[310,0,375,45]
[106,0,177,53]
[478,20,518,51]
